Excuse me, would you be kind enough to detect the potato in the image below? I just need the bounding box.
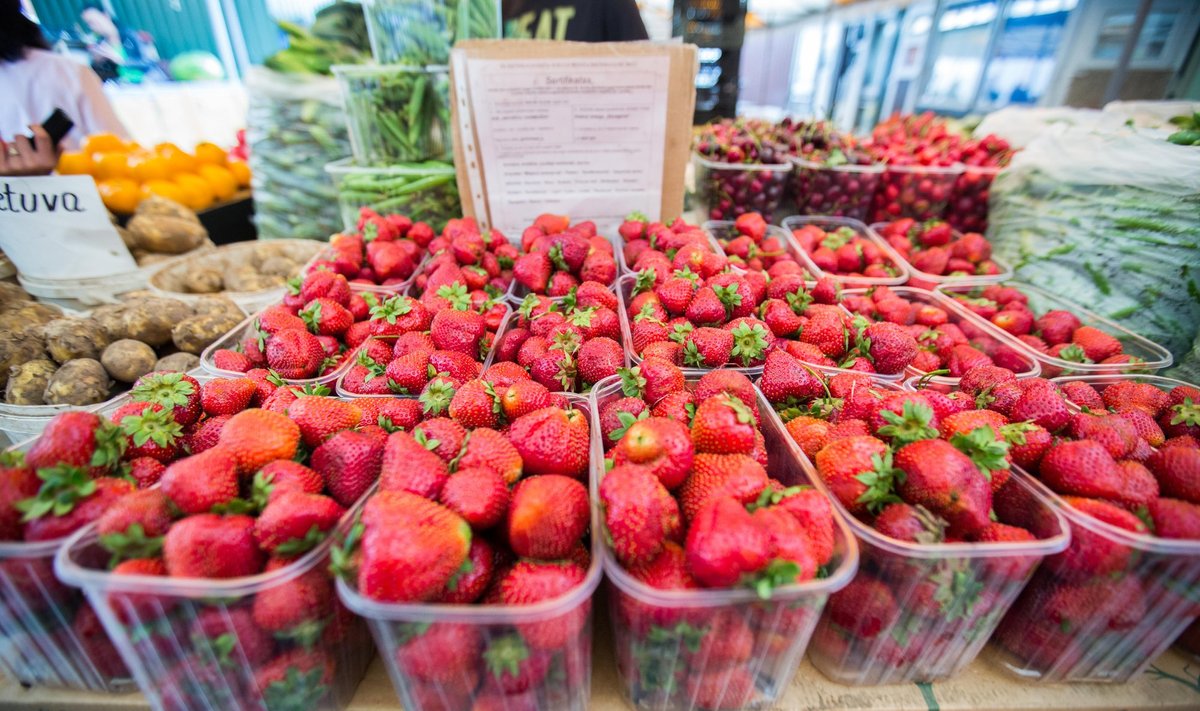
[101,339,158,383]
[127,214,208,255]
[184,268,224,294]
[43,358,111,406]
[0,326,47,388]
[91,303,128,341]
[259,256,298,278]
[5,359,57,405]
[43,318,109,364]
[172,312,242,354]
[190,295,242,318]
[117,224,137,249]
[135,195,200,224]
[135,252,176,267]
[0,282,31,310]
[119,298,193,347]
[154,352,201,372]
[0,303,61,333]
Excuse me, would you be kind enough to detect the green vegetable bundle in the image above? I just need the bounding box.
[328,160,461,233]
[363,0,499,65]
[986,128,1200,374]
[337,66,451,165]
[247,68,352,241]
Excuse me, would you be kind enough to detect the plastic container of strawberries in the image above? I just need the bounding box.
[936,281,1174,378]
[54,502,374,710]
[336,394,602,711]
[766,405,1071,685]
[703,220,817,279]
[300,250,420,296]
[841,286,1041,385]
[199,305,358,386]
[781,216,909,287]
[788,155,885,222]
[990,470,1200,683]
[869,162,963,224]
[947,164,1003,234]
[616,227,725,277]
[591,375,859,710]
[692,153,792,224]
[868,221,1014,290]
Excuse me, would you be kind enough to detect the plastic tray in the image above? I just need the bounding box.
[300,249,417,296]
[325,157,461,235]
[702,220,816,278]
[782,216,909,286]
[868,221,1013,290]
[362,0,500,66]
[482,311,629,395]
[869,162,963,223]
[199,306,356,386]
[55,501,373,710]
[692,153,791,224]
[936,281,1174,377]
[765,403,1070,685]
[788,155,884,222]
[841,286,1041,384]
[991,469,1200,683]
[616,226,725,278]
[336,393,600,711]
[947,164,1003,234]
[591,374,858,710]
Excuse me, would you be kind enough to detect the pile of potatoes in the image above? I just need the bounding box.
[0,283,243,407]
[148,238,321,296]
[115,196,214,267]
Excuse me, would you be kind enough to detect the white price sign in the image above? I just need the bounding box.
[0,175,137,279]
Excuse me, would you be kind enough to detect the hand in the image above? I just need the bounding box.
[0,125,60,177]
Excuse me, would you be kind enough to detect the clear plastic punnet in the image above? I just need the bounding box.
[55,505,373,710]
[870,162,963,224]
[617,227,725,277]
[336,394,601,711]
[591,375,859,710]
[693,153,792,224]
[788,155,884,222]
[703,220,817,279]
[768,398,1071,685]
[199,306,357,386]
[937,281,1174,378]
[325,157,461,235]
[868,221,1014,290]
[840,286,1041,385]
[333,64,451,166]
[782,216,909,286]
[300,249,421,296]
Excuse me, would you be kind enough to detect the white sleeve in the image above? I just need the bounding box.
[73,66,130,140]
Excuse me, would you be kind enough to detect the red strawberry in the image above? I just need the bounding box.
[447,379,500,429]
[690,394,757,455]
[300,298,353,337]
[1148,498,1200,539]
[1071,326,1122,362]
[252,460,323,505]
[1008,382,1071,433]
[611,417,694,490]
[252,558,333,637]
[500,380,553,422]
[117,404,184,463]
[682,327,733,368]
[506,475,589,560]
[96,488,173,561]
[497,560,588,648]
[439,467,509,530]
[265,329,325,379]
[872,502,947,543]
[1114,460,1160,510]
[1147,447,1200,504]
[1000,421,1052,469]
[813,436,896,515]
[163,513,265,578]
[212,349,252,373]
[758,350,826,403]
[190,607,273,667]
[1039,440,1124,501]
[600,464,681,567]
[576,337,624,386]
[895,438,992,535]
[430,308,486,357]
[199,377,256,417]
[507,407,590,479]
[254,491,344,555]
[859,321,918,374]
[513,252,552,293]
[287,397,362,448]
[825,575,899,639]
[311,430,383,507]
[685,496,770,588]
[359,491,472,602]
[26,411,125,476]
[160,447,240,514]
[678,453,768,523]
[1059,381,1105,411]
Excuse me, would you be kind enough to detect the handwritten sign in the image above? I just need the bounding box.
[0,175,138,280]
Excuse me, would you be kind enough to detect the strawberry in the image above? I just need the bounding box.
[690,394,757,455]
[311,430,384,507]
[1147,447,1200,504]
[1116,409,1165,447]
[500,380,553,421]
[21,475,132,542]
[1046,496,1145,580]
[359,491,472,602]
[601,463,682,569]
[300,269,352,305]
[287,397,362,448]
[96,487,173,563]
[416,417,468,463]
[1000,421,1052,469]
[785,416,832,459]
[726,319,772,367]
[685,496,770,588]
[1163,394,1200,440]
[1039,440,1124,501]
[393,622,483,684]
[507,406,589,479]
[199,377,256,417]
[217,409,300,473]
[513,252,552,293]
[439,467,509,530]
[800,308,848,357]
[160,447,240,515]
[299,298,353,337]
[254,649,334,709]
[825,575,899,639]
[163,513,265,578]
[575,280,618,310]
[190,607,273,667]
[598,396,648,448]
[448,379,501,429]
[506,475,590,559]
[1059,380,1105,411]
[685,667,756,710]
[497,560,588,649]
[429,308,486,357]
[116,404,184,463]
[1071,326,1122,362]
[576,337,624,386]
[211,349,252,373]
[682,327,733,368]
[254,491,344,555]
[251,557,334,641]
[1114,460,1160,510]
[1008,381,1071,433]
[264,328,325,380]
[26,411,125,476]
[895,438,992,535]
[678,453,768,523]
[252,460,323,505]
[813,435,900,515]
[481,634,551,695]
[369,295,432,337]
[611,417,694,490]
[621,358,685,404]
[872,502,947,543]
[0,455,39,540]
[1100,381,1170,416]
[1148,498,1200,539]
[859,321,918,374]
[758,350,826,403]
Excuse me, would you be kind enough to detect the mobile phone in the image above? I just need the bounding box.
[34,109,74,150]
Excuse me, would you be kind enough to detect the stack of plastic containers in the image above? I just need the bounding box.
[327,0,500,233]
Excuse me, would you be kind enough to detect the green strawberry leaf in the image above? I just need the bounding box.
[328,520,364,581]
[949,426,1010,481]
[876,401,939,445]
[854,452,904,514]
[212,498,256,515]
[274,523,329,557]
[99,523,164,566]
[618,367,645,399]
[730,323,769,366]
[608,409,649,442]
[16,465,95,521]
[262,666,329,711]
[484,634,531,680]
[1170,398,1200,426]
[274,616,329,649]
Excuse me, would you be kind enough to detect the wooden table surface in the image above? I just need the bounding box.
[5,615,1199,711]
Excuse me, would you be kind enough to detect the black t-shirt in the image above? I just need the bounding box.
[502,0,649,42]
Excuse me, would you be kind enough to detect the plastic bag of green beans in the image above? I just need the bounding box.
[362,0,500,66]
[325,158,461,233]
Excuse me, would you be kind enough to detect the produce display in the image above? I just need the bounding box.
[49,376,382,708]
[334,391,598,711]
[326,159,461,234]
[759,352,1067,683]
[0,284,241,407]
[486,283,624,393]
[512,215,618,298]
[839,286,1037,379]
[1166,111,1200,146]
[616,213,723,275]
[873,219,1009,287]
[335,64,450,165]
[363,0,500,66]
[898,372,1200,682]
[306,208,428,289]
[149,238,324,302]
[786,217,907,284]
[939,282,1173,377]
[56,134,249,214]
[693,119,791,222]
[594,366,852,709]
